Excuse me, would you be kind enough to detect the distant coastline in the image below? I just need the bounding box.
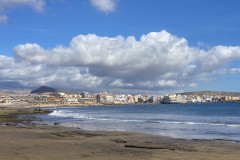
[1,86,240,107]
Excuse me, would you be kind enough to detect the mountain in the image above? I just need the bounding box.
[177,91,240,97]
[30,86,82,94]
[30,86,58,94]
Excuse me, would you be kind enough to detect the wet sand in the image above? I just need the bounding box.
[1,107,240,160]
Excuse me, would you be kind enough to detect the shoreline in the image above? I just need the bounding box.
[2,104,240,141]
[1,124,240,159]
[1,107,240,159]
[36,104,240,142]
[38,121,240,144]
[11,104,240,142]
[1,100,240,110]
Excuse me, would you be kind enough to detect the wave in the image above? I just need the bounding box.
[49,110,144,122]
[49,110,240,128]
[49,110,93,120]
[153,121,240,128]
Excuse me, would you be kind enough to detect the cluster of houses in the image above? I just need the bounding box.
[1,91,240,107]
[96,93,160,104]
[162,94,240,104]
[0,91,160,106]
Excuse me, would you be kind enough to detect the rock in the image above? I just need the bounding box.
[34,108,42,112]
[5,123,16,126]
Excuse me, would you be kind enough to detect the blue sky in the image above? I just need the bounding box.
[0,0,240,94]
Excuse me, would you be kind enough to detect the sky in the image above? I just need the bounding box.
[0,0,240,94]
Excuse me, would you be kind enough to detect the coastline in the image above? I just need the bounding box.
[1,107,240,160]
[1,124,240,160]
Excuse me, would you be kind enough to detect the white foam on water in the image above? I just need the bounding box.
[49,110,240,128]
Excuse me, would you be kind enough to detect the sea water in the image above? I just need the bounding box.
[36,103,240,140]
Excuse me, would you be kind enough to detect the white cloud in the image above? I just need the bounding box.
[0,55,103,90]
[0,14,7,24]
[189,83,198,88]
[14,30,196,82]
[136,80,183,90]
[0,0,45,23]
[1,30,240,93]
[0,0,45,12]
[110,79,133,87]
[230,68,240,74]
[157,80,181,88]
[90,0,119,13]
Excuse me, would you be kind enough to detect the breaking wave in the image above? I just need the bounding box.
[49,110,240,128]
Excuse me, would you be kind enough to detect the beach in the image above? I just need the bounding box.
[1,125,240,160]
[1,107,240,160]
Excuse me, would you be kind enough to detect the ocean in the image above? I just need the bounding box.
[36,103,240,140]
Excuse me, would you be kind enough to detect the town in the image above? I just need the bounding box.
[1,86,240,107]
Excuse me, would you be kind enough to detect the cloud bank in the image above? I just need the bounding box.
[90,0,119,13]
[0,0,45,24]
[1,30,240,93]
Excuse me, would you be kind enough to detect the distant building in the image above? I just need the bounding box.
[106,95,114,104]
[96,93,107,104]
[82,92,89,98]
[232,97,240,101]
[162,94,186,104]
[66,97,79,104]
[224,96,232,101]
[149,96,157,103]
[78,98,96,105]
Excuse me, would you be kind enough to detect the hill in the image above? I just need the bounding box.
[30,86,58,94]
[30,86,82,94]
[177,91,240,97]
